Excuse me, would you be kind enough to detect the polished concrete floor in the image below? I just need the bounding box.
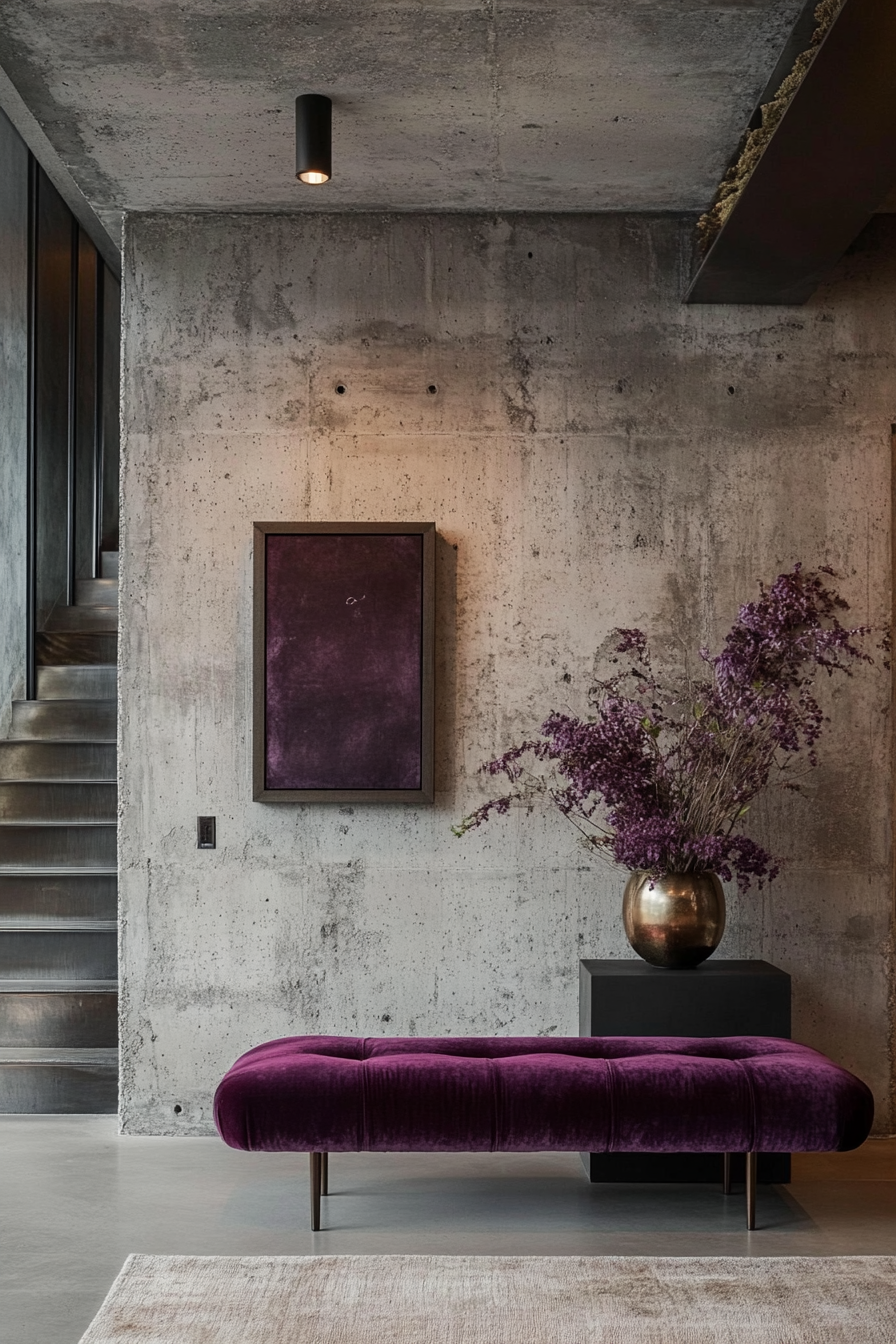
[2,1118,894,1344]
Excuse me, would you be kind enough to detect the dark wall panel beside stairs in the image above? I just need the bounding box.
[33,173,73,629]
[31,162,119,654]
[74,231,98,582]
[100,273,120,554]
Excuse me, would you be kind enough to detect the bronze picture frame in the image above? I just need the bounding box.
[253,521,435,803]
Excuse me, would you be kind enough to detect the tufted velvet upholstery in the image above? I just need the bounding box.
[214,1035,873,1156]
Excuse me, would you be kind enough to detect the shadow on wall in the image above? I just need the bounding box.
[435,533,458,801]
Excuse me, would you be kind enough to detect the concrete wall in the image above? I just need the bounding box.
[119,211,895,1136]
[0,109,29,733]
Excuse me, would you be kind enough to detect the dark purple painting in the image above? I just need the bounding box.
[265,533,423,790]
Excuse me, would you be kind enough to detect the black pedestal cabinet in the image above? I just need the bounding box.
[579,958,792,1184]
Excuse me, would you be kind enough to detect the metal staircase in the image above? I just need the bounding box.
[0,552,118,1111]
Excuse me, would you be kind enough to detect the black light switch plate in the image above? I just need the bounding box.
[197,816,216,849]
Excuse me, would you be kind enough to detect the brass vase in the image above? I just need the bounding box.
[622,870,726,969]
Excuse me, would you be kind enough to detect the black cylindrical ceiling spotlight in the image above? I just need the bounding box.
[295,94,332,185]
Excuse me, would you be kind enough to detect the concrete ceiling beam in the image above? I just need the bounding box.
[0,61,120,273]
[687,0,896,304]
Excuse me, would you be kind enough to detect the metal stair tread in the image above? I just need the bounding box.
[0,1047,118,1065]
[32,700,116,705]
[40,624,118,636]
[0,778,116,785]
[12,740,118,745]
[12,704,116,715]
[41,606,118,618]
[0,738,117,745]
[35,670,117,676]
[0,979,117,993]
[0,815,116,821]
[35,666,118,700]
[75,579,118,597]
[0,920,117,932]
[0,820,116,828]
[7,739,117,745]
[42,614,117,625]
[0,866,117,876]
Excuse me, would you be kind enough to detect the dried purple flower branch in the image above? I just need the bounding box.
[453,566,881,891]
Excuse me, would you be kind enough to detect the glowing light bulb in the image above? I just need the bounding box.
[295,95,332,187]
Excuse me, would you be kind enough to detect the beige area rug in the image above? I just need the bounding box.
[79,1254,896,1343]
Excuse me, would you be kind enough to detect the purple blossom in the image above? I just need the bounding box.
[453,566,881,891]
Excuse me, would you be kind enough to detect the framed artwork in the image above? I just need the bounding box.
[253,522,435,803]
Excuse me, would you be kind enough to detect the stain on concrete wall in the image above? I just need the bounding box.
[119,211,894,1136]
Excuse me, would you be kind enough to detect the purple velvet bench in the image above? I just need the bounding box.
[213,1034,873,1230]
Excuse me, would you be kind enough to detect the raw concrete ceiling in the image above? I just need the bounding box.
[0,0,806,224]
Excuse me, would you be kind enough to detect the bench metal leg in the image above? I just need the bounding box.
[723,1152,731,1195]
[746,1151,757,1230]
[310,1152,322,1231]
[321,1151,329,1197]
